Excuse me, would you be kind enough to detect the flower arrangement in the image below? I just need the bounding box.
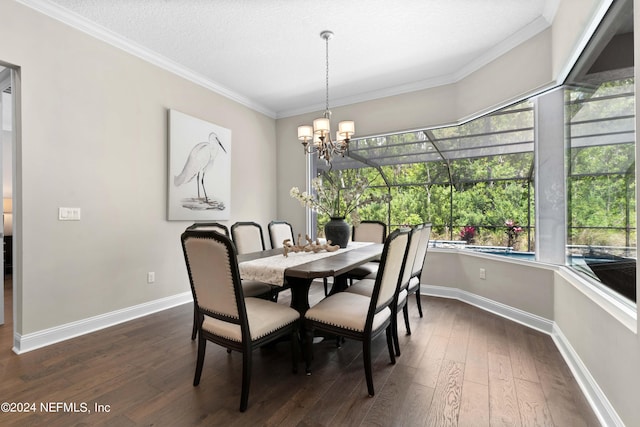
[505,219,523,247]
[459,226,476,243]
[290,175,390,226]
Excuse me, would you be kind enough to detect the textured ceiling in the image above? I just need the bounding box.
[27,0,559,117]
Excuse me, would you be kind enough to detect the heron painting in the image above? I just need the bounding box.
[168,110,231,220]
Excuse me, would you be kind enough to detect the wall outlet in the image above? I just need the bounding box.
[479,268,486,280]
[147,272,155,283]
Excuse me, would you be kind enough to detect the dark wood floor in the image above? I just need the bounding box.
[0,277,600,426]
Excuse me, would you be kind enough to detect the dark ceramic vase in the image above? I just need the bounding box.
[324,217,350,248]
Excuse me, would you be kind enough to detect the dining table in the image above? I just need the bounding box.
[238,242,384,314]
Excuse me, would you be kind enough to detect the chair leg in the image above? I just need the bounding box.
[392,309,401,357]
[323,278,329,296]
[363,338,376,397]
[193,336,206,386]
[403,303,411,336]
[415,290,424,317]
[305,327,314,375]
[191,305,198,340]
[240,349,252,412]
[291,328,299,374]
[386,325,396,365]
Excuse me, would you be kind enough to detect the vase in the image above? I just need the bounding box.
[324,217,350,248]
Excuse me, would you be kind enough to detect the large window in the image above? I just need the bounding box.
[564,0,636,302]
[314,101,536,251]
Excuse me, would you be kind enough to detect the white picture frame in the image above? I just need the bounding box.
[168,109,231,220]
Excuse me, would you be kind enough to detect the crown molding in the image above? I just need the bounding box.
[16,0,278,119]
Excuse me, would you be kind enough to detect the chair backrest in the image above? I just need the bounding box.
[369,228,410,313]
[411,223,432,278]
[400,225,423,291]
[352,220,387,243]
[181,230,246,325]
[186,222,230,237]
[268,220,295,249]
[231,222,266,254]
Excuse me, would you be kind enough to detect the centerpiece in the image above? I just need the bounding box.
[290,175,390,248]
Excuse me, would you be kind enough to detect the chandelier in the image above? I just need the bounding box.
[297,30,355,164]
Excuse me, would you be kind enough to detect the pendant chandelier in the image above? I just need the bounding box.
[297,30,355,164]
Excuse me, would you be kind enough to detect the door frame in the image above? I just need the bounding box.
[0,65,18,350]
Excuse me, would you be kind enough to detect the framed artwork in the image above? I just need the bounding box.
[168,109,231,220]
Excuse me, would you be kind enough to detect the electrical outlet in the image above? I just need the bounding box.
[147,272,155,283]
[479,268,486,280]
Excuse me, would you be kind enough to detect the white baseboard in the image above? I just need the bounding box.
[421,284,622,427]
[421,284,554,334]
[13,291,193,354]
[552,325,625,427]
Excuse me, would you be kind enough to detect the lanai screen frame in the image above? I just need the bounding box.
[313,89,635,257]
[314,100,537,251]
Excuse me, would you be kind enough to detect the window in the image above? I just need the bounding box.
[565,0,636,302]
[314,101,535,250]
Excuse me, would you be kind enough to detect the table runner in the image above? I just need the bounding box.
[239,241,373,286]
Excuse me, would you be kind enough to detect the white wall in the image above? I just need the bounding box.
[0,1,277,336]
[554,273,639,425]
[423,250,555,321]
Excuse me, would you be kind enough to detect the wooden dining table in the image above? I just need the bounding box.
[238,243,384,314]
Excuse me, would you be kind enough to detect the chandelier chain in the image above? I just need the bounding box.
[325,34,330,113]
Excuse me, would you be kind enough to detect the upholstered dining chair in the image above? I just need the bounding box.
[181,229,300,412]
[268,219,332,297]
[267,220,296,249]
[304,228,410,397]
[352,220,387,243]
[186,222,273,340]
[408,223,432,317]
[186,222,230,237]
[231,221,266,254]
[347,225,422,356]
[346,220,387,285]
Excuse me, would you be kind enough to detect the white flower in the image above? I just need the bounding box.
[289,174,391,226]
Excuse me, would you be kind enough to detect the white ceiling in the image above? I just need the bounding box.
[26,0,559,118]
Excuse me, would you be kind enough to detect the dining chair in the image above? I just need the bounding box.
[186,222,230,236]
[267,219,333,297]
[408,223,432,317]
[352,220,387,243]
[186,222,273,340]
[347,225,422,356]
[231,221,266,254]
[346,220,387,285]
[304,228,410,397]
[268,220,296,249]
[181,229,300,412]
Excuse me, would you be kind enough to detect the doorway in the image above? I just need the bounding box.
[0,65,15,348]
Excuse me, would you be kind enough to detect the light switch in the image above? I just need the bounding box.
[59,207,81,221]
